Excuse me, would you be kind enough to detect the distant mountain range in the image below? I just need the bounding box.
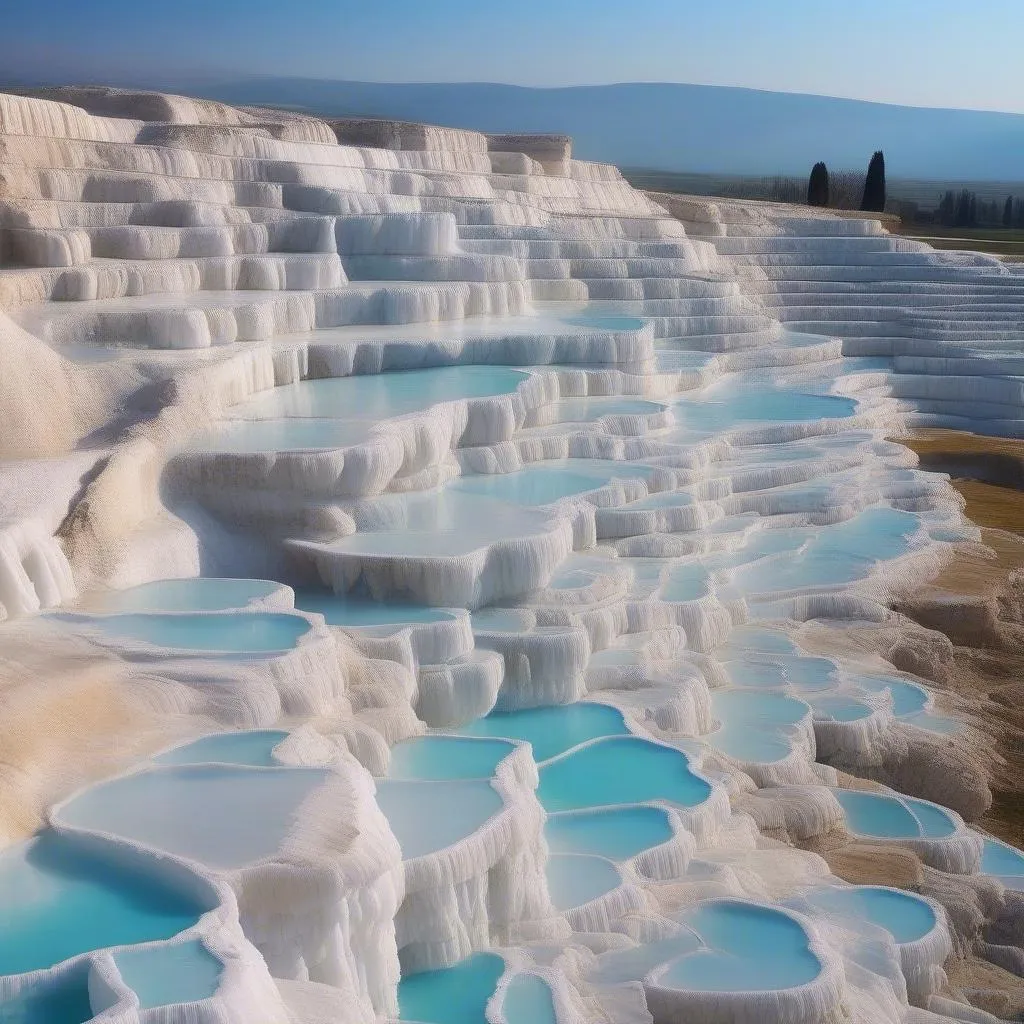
[194,78,1024,180]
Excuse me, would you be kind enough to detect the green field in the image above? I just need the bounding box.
[894,225,1024,259]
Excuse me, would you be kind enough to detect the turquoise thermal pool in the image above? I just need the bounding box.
[386,736,516,780]
[537,737,712,812]
[806,887,936,944]
[662,563,712,601]
[722,654,837,693]
[0,831,207,976]
[154,731,289,768]
[323,489,556,558]
[674,387,857,433]
[981,838,1024,889]
[375,779,504,860]
[551,396,667,421]
[454,702,629,762]
[450,461,642,505]
[849,674,930,717]
[545,806,675,860]
[0,972,94,1024]
[230,366,530,421]
[545,853,622,911]
[660,901,823,992]
[833,789,957,839]
[470,607,533,632]
[709,690,809,763]
[114,939,223,1009]
[293,589,456,628]
[53,611,312,654]
[397,953,504,1024]
[501,973,558,1024]
[732,507,921,593]
[56,765,331,869]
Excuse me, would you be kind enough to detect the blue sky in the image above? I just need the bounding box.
[3,0,1023,113]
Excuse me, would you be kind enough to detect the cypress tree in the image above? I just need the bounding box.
[1004,195,1015,228]
[860,151,886,212]
[807,162,830,206]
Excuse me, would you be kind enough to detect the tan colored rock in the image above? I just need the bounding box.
[821,843,925,888]
[945,956,1024,1020]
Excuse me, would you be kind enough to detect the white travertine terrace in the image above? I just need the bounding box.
[1,84,1023,1024]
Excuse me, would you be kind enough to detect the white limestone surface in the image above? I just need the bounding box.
[0,86,1020,1024]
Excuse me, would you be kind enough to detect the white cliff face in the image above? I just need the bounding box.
[0,84,1021,1024]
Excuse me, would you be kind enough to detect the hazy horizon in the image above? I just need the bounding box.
[3,0,1024,116]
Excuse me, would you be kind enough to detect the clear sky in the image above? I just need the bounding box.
[3,0,1023,114]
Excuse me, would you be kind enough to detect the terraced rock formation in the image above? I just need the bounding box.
[1,85,1023,1024]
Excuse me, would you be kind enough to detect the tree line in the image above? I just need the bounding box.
[934,190,1024,229]
[714,160,1023,228]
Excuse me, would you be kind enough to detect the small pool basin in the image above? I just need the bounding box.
[537,736,711,812]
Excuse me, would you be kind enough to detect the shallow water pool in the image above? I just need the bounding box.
[981,838,1024,889]
[154,730,288,768]
[375,779,503,860]
[0,970,93,1024]
[114,939,222,1009]
[546,853,621,911]
[398,952,504,1023]
[720,625,798,655]
[450,465,611,505]
[57,765,330,869]
[232,366,529,421]
[710,690,809,763]
[674,387,856,434]
[808,886,936,944]
[545,806,674,860]
[735,550,873,592]
[455,702,628,762]
[818,507,921,561]
[663,901,822,992]
[329,489,554,558]
[0,831,206,976]
[451,459,660,509]
[387,736,515,781]
[551,397,666,422]
[293,589,455,628]
[54,611,312,654]
[833,789,956,839]
[470,607,533,632]
[502,973,558,1024]
[662,563,711,602]
[723,654,836,693]
[734,507,919,594]
[849,674,929,717]
[622,489,694,511]
[538,736,711,812]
